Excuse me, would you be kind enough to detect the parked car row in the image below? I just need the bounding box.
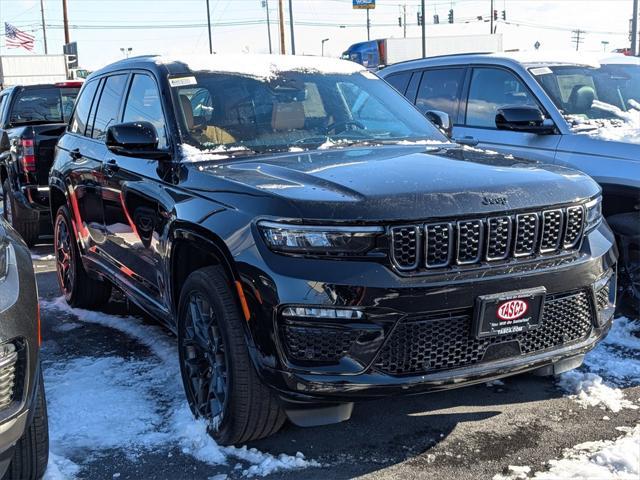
[0,52,634,466]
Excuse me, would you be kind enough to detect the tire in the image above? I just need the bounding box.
[2,180,39,247]
[3,370,49,480]
[54,205,111,308]
[608,212,640,320]
[177,266,286,445]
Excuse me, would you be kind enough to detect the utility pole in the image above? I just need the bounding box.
[366,9,371,41]
[263,0,273,54]
[62,0,70,44]
[403,4,407,38]
[40,0,48,54]
[288,0,295,55]
[632,0,639,56]
[206,0,213,54]
[571,29,584,51]
[278,0,286,54]
[421,0,426,57]
[490,0,494,34]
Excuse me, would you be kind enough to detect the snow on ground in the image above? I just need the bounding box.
[41,297,320,479]
[493,425,640,480]
[31,253,55,261]
[557,317,640,412]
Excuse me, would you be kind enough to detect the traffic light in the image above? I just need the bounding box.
[448,9,454,23]
[493,10,498,21]
[433,14,439,24]
[417,12,423,26]
[501,10,507,20]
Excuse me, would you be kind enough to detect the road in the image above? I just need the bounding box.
[28,239,638,480]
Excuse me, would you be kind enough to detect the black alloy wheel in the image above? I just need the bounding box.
[54,211,75,299]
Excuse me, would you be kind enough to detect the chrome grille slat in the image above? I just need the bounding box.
[389,204,586,273]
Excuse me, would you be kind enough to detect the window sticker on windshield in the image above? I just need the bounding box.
[169,76,197,87]
[530,67,553,76]
[361,71,379,80]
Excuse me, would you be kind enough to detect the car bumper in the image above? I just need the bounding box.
[237,220,618,408]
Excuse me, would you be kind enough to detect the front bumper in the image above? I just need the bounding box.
[237,221,618,404]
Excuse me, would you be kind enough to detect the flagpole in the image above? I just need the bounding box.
[40,0,48,54]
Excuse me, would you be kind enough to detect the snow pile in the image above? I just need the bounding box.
[558,317,640,412]
[31,253,55,261]
[494,425,640,480]
[156,53,364,80]
[180,144,241,163]
[42,297,320,478]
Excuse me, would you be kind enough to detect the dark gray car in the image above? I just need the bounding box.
[380,52,639,317]
[0,218,48,479]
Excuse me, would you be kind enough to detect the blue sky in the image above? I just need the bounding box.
[0,0,635,69]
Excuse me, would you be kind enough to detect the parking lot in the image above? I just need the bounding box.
[21,238,638,479]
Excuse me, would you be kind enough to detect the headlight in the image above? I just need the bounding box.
[258,221,383,255]
[584,196,602,233]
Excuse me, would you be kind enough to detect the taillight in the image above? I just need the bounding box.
[20,139,36,173]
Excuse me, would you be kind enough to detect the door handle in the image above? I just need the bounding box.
[69,148,82,160]
[103,158,120,177]
[454,136,480,147]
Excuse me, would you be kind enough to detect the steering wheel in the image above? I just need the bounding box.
[326,120,366,134]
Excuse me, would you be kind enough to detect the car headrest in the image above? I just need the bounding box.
[568,85,595,113]
[180,95,194,130]
[271,102,305,131]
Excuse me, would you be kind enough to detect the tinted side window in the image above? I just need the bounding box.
[70,80,99,135]
[92,74,128,141]
[122,74,168,149]
[0,95,8,125]
[385,72,411,94]
[466,68,538,128]
[415,68,465,120]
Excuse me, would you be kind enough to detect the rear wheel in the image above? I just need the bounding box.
[54,205,111,308]
[2,370,49,480]
[2,180,39,247]
[177,266,286,445]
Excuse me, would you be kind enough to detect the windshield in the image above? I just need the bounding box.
[172,70,447,155]
[532,64,640,120]
[9,87,79,125]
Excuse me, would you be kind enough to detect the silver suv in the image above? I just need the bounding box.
[380,52,639,317]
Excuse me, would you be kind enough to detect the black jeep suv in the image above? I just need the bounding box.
[0,82,81,246]
[49,54,617,445]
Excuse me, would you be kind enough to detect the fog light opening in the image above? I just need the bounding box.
[282,307,364,320]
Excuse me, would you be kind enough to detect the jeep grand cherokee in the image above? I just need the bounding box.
[49,54,617,445]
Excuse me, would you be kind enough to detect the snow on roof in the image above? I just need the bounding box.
[484,50,602,68]
[155,53,365,80]
[599,54,640,66]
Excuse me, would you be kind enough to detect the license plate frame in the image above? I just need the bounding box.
[473,287,546,339]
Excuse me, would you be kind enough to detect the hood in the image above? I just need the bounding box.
[566,116,640,162]
[189,146,600,222]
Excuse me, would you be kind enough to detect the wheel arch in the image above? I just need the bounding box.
[49,184,67,224]
[600,183,639,219]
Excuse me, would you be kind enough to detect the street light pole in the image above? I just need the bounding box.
[206,0,213,54]
[321,38,329,56]
[40,0,48,54]
[62,0,70,44]
[366,9,371,41]
[288,0,295,55]
[632,0,639,56]
[490,0,494,34]
[263,0,273,54]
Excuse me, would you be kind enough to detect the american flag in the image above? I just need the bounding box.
[5,23,35,52]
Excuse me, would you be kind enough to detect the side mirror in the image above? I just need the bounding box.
[0,132,9,151]
[425,110,453,138]
[106,122,168,159]
[495,106,555,134]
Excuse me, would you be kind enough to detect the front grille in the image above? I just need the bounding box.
[282,324,360,363]
[374,291,593,376]
[389,205,585,272]
[0,344,18,410]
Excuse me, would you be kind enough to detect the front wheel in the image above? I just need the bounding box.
[177,266,286,445]
[2,370,49,480]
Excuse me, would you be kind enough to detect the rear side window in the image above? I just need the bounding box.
[122,74,168,149]
[70,80,99,135]
[415,68,465,120]
[0,95,8,125]
[9,87,79,125]
[466,68,538,128]
[92,74,128,141]
[385,72,411,94]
